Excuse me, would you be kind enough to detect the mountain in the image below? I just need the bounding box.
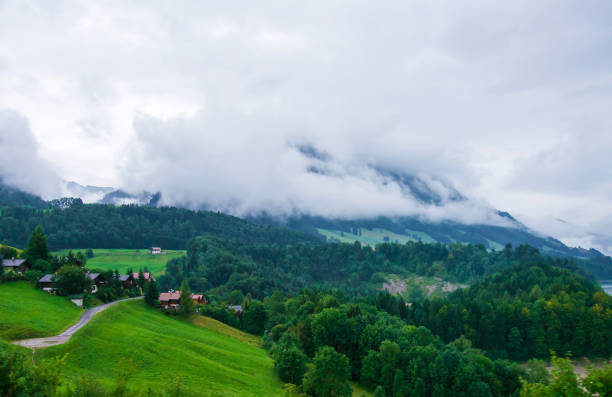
[0,180,47,209]
[98,189,160,206]
[61,181,114,203]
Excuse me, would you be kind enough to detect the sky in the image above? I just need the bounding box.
[1,1,612,252]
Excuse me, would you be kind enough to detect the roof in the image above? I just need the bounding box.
[132,272,152,280]
[2,259,27,267]
[39,274,54,283]
[159,292,180,301]
[151,247,161,250]
[87,273,101,280]
[119,274,132,281]
[159,292,202,301]
[228,305,243,312]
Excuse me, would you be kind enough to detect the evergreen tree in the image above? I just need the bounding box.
[178,279,195,315]
[145,281,160,307]
[25,225,48,261]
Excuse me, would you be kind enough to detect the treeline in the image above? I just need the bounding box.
[0,202,319,250]
[407,262,612,360]
[160,236,596,298]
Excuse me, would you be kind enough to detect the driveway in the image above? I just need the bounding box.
[12,296,143,349]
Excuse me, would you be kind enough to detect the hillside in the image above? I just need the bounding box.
[160,236,599,299]
[0,203,320,251]
[0,282,82,340]
[40,300,284,396]
[253,215,612,279]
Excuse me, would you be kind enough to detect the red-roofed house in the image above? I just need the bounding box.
[159,291,205,308]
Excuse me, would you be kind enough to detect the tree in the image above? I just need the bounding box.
[137,270,146,289]
[54,265,92,295]
[273,333,307,385]
[583,362,612,397]
[24,225,48,262]
[178,279,195,315]
[241,300,267,334]
[145,281,160,307]
[85,248,94,258]
[303,346,352,397]
[373,386,385,397]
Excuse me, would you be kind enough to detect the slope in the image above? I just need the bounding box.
[40,300,284,396]
[0,282,82,340]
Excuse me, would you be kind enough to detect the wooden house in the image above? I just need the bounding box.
[150,247,162,255]
[87,273,106,293]
[2,259,30,274]
[38,274,56,293]
[159,291,205,308]
[119,273,135,288]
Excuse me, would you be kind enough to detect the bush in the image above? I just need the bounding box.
[25,269,43,284]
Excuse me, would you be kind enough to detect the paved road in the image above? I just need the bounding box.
[12,296,143,349]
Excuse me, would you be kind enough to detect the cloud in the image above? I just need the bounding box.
[0,109,62,197]
[1,1,612,249]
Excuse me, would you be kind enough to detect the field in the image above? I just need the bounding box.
[0,281,82,340]
[54,249,186,276]
[317,227,436,246]
[39,300,284,396]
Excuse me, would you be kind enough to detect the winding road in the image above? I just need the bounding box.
[12,296,143,349]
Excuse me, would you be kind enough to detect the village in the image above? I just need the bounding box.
[1,248,207,310]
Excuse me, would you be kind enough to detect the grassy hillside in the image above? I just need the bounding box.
[317,227,436,245]
[187,315,262,347]
[40,300,283,396]
[55,248,185,276]
[0,243,23,254]
[0,282,82,340]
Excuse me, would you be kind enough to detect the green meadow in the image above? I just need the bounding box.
[40,300,284,396]
[54,248,186,276]
[317,227,436,246]
[0,281,82,340]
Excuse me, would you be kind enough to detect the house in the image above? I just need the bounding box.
[87,273,106,293]
[131,272,156,283]
[38,274,56,293]
[2,259,30,274]
[150,247,162,255]
[118,274,135,288]
[158,291,206,308]
[228,305,243,314]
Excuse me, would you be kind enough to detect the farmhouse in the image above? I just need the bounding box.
[38,274,56,293]
[1,259,30,274]
[159,291,205,308]
[87,273,106,293]
[150,247,162,255]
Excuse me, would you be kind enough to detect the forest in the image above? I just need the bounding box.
[159,236,597,297]
[0,200,319,250]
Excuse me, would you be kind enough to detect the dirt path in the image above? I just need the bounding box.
[11,296,142,349]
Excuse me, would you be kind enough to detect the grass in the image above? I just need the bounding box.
[351,382,373,397]
[187,315,262,347]
[0,243,22,254]
[53,249,186,277]
[0,281,82,340]
[40,300,284,396]
[317,227,436,246]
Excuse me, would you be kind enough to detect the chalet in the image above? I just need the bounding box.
[2,259,30,274]
[150,247,162,255]
[87,273,106,293]
[38,274,56,293]
[159,291,205,308]
[118,274,135,288]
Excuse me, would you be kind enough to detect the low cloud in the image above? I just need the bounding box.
[120,110,509,226]
[0,109,62,198]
